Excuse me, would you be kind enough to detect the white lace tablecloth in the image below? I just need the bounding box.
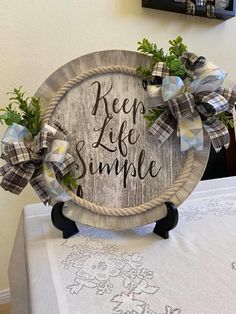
[9,177,236,314]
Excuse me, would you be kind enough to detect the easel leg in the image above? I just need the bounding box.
[51,202,79,239]
[153,202,179,239]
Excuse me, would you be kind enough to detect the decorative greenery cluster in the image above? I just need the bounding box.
[61,173,79,191]
[137,36,234,129]
[0,87,79,191]
[136,36,187,79]
[217,112,234,129]
[0,87,42,136]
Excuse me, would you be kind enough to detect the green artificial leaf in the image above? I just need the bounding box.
[0,108,22,125]
[171,66,186,78]
[137,38,168,78]
[144,108,164,127]
[217,112,234,129]
[168,36,187,58]
[137,38,166,62]
[165,55,176,67]
[136,66,152,78]
[61,173,79,190]
[137,36,188,79]
[170,59,182,71]
[5,87,43,136]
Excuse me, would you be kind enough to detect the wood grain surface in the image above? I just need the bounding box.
[36,50,210,229]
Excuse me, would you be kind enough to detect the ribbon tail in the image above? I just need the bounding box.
[203,117,230,152]
[0,163,35,195]
[217,87,236,112]
[149,110,177,144]
[179,111,204,152]
[43,162,71,203]
[0,164,11,176]
[30,166,51,205]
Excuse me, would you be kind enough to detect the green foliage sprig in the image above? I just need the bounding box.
[137,38,166,63]
[136,36,187,79]
[168,36,187,58]
[0,87,42,136]
[61,173,79,191]
[217,112,234,129]
[144,108,164,127]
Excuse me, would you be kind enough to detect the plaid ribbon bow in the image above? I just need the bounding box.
[148,53,236,152]
[0,123,75,204]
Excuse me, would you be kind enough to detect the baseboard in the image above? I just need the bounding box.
[0,289,10,304]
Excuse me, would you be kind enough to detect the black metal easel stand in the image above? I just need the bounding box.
[153,202,179,239]
[51,202,79,239]
[51,201,179,239]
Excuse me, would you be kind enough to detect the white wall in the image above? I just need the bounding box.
[0,0,236,291]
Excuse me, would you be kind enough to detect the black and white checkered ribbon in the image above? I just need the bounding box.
[181,52,206,72]
[149,88,236,152]
[0,125,75,204]
[152,62,170,78]
[147,50,236,152]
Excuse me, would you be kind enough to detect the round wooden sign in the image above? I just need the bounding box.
[37,50,210,229]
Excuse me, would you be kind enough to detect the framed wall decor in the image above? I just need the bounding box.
[142,0,236,20]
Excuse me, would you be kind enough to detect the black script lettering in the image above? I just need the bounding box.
[92,116,117,153]
[112,97,145,125]
[109,122,140,157]
[91,81,145,123]
[75,140,87,179]
[138,150,161,179]
[91,81,113,119]
[89,158,137,188]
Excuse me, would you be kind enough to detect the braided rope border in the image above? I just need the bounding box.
[42,65,195,216]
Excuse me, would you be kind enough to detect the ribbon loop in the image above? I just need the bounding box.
[217,87,236,112]
[152,62,170,79]
[195,91,229,117]
[181,51,206,71]
[52,153,75,178]
[46,139,69,164]
[5,142,31,165]
[1,123,32,145]
[167,92,195,120]
[34,130,54,156]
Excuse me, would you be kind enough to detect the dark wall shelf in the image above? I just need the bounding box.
[142,0,236,20]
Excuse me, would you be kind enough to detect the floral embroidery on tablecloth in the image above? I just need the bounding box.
[163,305,182,314]
[179,195,236,222]
[61,236,161,313]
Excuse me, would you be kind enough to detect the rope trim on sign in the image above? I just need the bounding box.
[42,65,195,216]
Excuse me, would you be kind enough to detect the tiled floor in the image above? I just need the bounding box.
[0,304,11,314]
